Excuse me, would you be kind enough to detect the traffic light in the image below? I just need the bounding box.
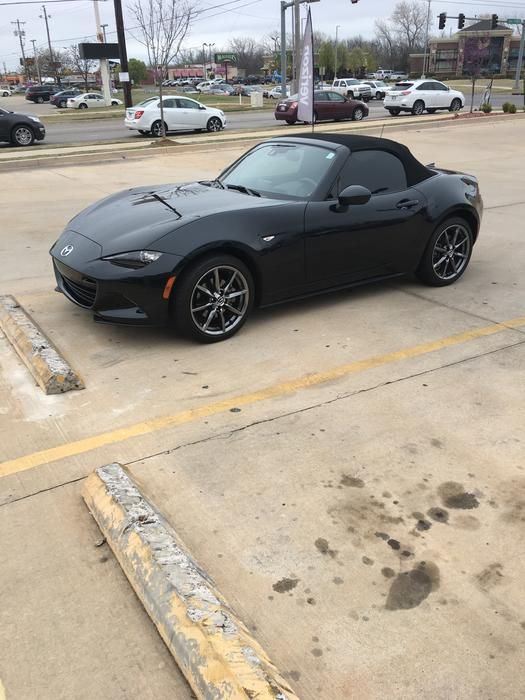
[458,13,465,29]
[491,14,498,29]
[438,12,446,29]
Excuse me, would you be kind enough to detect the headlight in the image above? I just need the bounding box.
[102,250,163,269]
[28,116,41,123]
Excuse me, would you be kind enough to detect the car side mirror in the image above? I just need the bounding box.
[199,104,206,110]
[338,185,371,206]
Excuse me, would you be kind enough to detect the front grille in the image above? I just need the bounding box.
[61,273,97,308]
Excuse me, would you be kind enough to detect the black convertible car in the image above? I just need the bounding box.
[50,134,482,342]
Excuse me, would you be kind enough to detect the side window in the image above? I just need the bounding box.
[315,92,328,102]
[418,82,433,91]
[434,82,447,90]
[336,150,408,195]
[176,98,199,109]
[163,99,176,108]
[328,92,345,102]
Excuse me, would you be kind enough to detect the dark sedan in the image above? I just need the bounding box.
[50,134,482,343]
[0,107,45,146]
[50,89,82,108]
[275,90,369,124]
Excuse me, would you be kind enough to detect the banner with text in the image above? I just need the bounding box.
[297,8,314,124]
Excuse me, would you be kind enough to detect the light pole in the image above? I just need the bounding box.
[11,20,27,79]
[202,42,208,80]
[40,6,60,85]
[207,42,215,77]
[100,23,108,42]
[334,24,341,80]
[31,39,41,83]
[421,0,432,77]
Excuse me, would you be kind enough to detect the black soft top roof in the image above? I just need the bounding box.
[291,132,433,186]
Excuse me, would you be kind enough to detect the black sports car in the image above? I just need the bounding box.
[50,134,483,342]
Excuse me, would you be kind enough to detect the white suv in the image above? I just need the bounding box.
[384,79,464,116]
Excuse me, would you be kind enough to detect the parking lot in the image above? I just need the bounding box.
[1,117,524,699]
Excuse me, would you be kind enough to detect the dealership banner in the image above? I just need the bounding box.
[297,8,314,124]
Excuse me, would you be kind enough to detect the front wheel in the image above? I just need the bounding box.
[412,100,424,116]
[11,125,35,146]
[347,91,354,99]
[59,100,67,108]
[206,116,222,132]
[449,98,462,112]
[173,254,254,342]
[376,91,382,100]
[78,103,88,109]
[352,106,365,121]
[416,218,473,287]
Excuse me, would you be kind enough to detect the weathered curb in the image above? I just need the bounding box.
[0,295,84,394]
[82,463,299,700]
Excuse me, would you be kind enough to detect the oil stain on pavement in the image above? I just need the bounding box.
[386,562,440,611]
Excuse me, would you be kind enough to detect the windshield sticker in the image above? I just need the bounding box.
[326,152,335,159]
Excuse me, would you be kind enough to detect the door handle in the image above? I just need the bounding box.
[396,199,419,209]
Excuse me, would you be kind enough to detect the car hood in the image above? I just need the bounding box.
[61,182,285,256]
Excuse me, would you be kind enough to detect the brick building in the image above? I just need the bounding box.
[409,20,523,77]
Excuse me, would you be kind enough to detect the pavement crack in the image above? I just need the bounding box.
[125,336,525,469]
[0,475,86,510]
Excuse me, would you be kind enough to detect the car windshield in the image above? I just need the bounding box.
[219,143,337,200]
[391,82,414,91]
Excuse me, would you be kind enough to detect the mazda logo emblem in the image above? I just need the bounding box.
[60,245,74,257]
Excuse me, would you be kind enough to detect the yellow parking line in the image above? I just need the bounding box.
[1,316,525,479]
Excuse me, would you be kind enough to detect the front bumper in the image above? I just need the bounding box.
[52,250,185,326]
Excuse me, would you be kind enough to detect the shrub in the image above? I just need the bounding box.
[502,102,511,113]
[480,103,492,113]
[508,103,517,114]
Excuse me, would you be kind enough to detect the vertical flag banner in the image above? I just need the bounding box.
[297,8,314,125]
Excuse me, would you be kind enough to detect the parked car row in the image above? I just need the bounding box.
[274,90,368,124]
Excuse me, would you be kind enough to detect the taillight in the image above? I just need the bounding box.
[134,110,144,118]
[289,101,298,109]
[401,90,411,95]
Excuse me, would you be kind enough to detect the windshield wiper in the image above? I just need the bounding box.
[225,183,261,197]
[200,179,225,189]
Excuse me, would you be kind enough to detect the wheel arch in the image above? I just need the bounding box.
[10,122,35,139]
[435,207,480,242]
[172,243,263,306]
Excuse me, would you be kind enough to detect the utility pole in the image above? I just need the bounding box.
[421,0,431,78]
[93,0,111,105]
[113,0,132,108]
[202,43,208,80]
[294,0,300,92]
[31,39,41,83]
[40,6,60,84]
[280,1,289,91]
[101,23,108,42]
[513,20,525,91]
[334,24,340,80]
[11,20,27,79]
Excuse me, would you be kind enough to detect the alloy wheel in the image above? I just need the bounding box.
[13,126,34,146]
[353,107,364,121]
[450,98,461,112]
[432,224,471,281]
[413,100,424,115]
[207,117,222,132]
[190,265,250,337]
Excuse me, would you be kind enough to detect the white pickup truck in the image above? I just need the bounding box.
[330,78,372,101]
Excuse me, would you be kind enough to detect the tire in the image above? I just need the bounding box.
[150,120,168,137]
[412,100,424,116]
[59,100,67,108]
[375,91,382,100]
[347,91,354,99]
[352,107,365,121]
[416,217,473,287]
[206,116,222,132]
[285,119,296,125]
[78,103,88,109]
[111,100,119,106]
[173,254,254,342]
[11,125,35,147]
[388,108,401,116]
[37,96,44,104]
[449,98,462,112]
[426,108,436,114]
[138,129,149,135]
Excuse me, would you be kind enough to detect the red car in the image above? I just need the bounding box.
[274,89,369,125]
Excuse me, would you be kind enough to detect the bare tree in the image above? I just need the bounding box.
[68,45,96,90]
[374,1,427,69]
[129,0,196,137]
[228,37,264,75]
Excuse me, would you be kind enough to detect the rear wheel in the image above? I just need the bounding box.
[412,100,424,116]
[416,218,473,287]
[59,100,67,108]
[151,120,168,137]
[375,91,382,100]
[11,125,35,147]
[206,116,222,132]
[173,254,254,343]
[347,90,354,99]
[388,108,401,116]
[352,106,365,121]
[449,98,462,112]
[36,96,44,104]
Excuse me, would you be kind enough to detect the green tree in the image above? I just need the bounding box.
[318,41,334,78]
[128,58,148,84]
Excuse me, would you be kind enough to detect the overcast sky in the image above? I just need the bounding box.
[1,0,523,71]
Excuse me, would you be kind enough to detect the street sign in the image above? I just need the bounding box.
[214,52,237,64]
[79,43,120,60]
[506,18,523,24]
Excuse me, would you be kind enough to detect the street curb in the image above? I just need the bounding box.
[82,463,299,700]
[0,295,84,394]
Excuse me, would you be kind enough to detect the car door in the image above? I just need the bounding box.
[326,91,348,119]
[415,82,434,108]
[160,98,178,129]
[432,81,450,108]
[0,109,10,141]
[313,92,331,120]
[304,149,428,284]
[175,98,205,128]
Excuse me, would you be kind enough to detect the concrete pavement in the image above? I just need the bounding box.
[1,119,524,698]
